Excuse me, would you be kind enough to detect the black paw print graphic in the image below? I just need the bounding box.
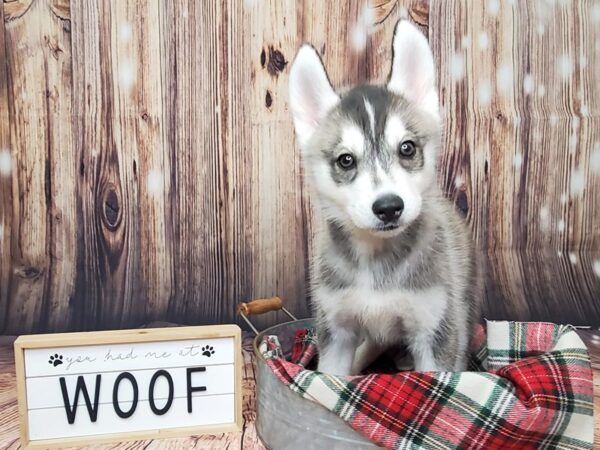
[202,345,215,358]
[48,354,64,367]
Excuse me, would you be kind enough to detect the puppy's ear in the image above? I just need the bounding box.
[289,45,339,150]
[388,20,439,117]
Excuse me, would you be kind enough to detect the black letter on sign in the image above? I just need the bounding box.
[113,372,139,418]
[149,369,174,415]
[186,367,207,413]
[60,375,101,424]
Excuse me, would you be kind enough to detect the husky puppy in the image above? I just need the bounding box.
[288,20,481,375]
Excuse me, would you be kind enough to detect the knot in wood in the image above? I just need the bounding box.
[101,184,122,231]
[267,46,287,76]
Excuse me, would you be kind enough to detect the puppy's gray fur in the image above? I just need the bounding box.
[289,20,482,375]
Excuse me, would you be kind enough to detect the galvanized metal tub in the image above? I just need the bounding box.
[253,318,379,450]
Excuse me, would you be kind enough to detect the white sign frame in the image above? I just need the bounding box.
[14,325,243,449]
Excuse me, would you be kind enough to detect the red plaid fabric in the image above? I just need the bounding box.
[260,321,593,450]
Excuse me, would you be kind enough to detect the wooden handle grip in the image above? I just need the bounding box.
[237,297,283,316]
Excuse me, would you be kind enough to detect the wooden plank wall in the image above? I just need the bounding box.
[0,0,598,335]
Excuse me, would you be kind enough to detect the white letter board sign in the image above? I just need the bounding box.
[14,325,242,449]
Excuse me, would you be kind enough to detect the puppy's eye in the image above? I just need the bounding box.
[337,153,356,169]
[398,140,416,157]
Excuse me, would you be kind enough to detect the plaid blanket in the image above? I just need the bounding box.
[259,321,594,450]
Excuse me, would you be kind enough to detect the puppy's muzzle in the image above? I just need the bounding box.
[372,194,404,223]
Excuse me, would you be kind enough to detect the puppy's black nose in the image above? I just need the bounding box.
[372,194,404,223]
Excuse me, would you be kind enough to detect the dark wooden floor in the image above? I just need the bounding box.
[0,331,598,449]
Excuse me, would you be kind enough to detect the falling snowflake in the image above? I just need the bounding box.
[0,149,11,176]
[549,113,558,127]
[450,52,465,81]
[523,74,534,94]
[350,4,375,51]
[487,0,500,16]
[537,23,545,35]
[557,250,563,257]
[581,104,589,115]
[478,81,492,106]
[558,220,566,232]
[539,206,550,231]
[478,32,489,49]
[593,260,600,278]
[118,60,136,90]
[560,193,568,205]
[513,152,523,168]
[118,23,132,43]
[496,64,513,91]
[570,167,585,196]
[147,169,163,196]
[591,142,600,173]
[569,133,577,152]
[454,174,464,188]
[461,35,471,49]
[568,252,577,265]
[537,84,546,98]
[592,3,600,23]
[572,116,580,129]
[557,54,573,79]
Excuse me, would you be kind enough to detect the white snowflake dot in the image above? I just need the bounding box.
[487,0,500,16]
[539,206,550,231]
[454,175,464,188]
[557,250,563,257]
[560,193,568,205]
[450,52,465,81]
[537,84,546,98]
[592,4,600,23]
[0,149,11,176]
[568,252,577,265]
[513,152,523,168]
[591,142,600,173]
[537,23,545,35]
[581,104,589,115]
[478,32,489,49]
[593,260,600,278]
[461,35,471,49]
[579,55,588,68]
[570,167,585,196]
[496,64,513,91]
[478,81,492,106]
[118,60,136,90]
[558,220,566,232]
[523,74,534,94]
[118,23,132,43]
[557,54,573,79]
[549,113,558,127]
[147,169,163,196]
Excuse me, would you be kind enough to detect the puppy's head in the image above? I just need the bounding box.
[289,20,441,237]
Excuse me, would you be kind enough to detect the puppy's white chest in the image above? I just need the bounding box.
[317,267,448,344]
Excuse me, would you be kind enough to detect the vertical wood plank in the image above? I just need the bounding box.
[158,1,229,324]
[2,0,76,333]
[70,0,141,330]
[0,3,12,331]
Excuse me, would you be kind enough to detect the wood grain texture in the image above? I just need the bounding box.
[0,0,599,334]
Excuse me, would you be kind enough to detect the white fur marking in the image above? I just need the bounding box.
[341,124,365,158]
[364,98,375,138]
[384,115,407,149]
